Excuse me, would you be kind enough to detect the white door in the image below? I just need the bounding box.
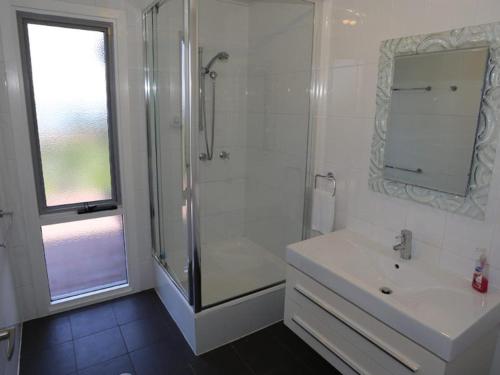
[17,12,129,303]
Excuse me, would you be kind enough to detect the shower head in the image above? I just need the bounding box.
[204,51,230,72]
[218,51,230,60]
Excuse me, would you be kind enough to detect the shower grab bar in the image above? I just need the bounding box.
[314,172,336,197]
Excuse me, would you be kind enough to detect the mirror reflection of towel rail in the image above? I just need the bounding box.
[314,172,336,197]
[392,86,432,92]
[385,165,423,174]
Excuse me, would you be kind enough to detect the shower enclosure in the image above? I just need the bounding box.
[144,0,315,351]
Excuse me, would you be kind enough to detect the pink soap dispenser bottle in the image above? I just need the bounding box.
[472,248,489,294]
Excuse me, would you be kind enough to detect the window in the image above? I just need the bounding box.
[18,12,127,301]
[18,12,119,213]
[41,216,127,300]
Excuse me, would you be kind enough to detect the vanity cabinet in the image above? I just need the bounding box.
[284,266,497,375]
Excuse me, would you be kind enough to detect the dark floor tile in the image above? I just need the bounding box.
[268,322,339,374]
[74,327,127,370]
[21,293,340,375]
[130,339,195,375]
[261,361,313,375]
[232,328,294,374]
[70,303,117,339]
[266,322,305,351]
[120,315,171,352]
[22,313,72,353]
[20,341,76,375]
[303,351,340,375]
[78,354,135,375]
[166,323,195,352]
[112,289,168,325]
[190,344,253,375]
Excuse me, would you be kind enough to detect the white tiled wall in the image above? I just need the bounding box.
[244,1,314,259]
[0,22,36,321]
[0,32,21,375]
[198,0,249,246]
[314,0,500,286]
[194,0,314,263]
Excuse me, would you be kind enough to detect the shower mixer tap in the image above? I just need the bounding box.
[219,150,230,160]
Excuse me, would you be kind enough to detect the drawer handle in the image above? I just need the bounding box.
[294,285,420,373]
[292,315,368,375]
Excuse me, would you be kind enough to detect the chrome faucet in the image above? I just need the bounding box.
[393,229,412,260]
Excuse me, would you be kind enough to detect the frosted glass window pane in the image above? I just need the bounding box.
[42,216,127,300]
[27,24,113,207]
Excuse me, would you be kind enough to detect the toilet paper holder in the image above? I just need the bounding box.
[314,172,336,197]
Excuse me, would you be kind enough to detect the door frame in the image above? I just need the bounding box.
[0,0,149,318]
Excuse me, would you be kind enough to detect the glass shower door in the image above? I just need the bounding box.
[145,0,315,310]
[144,0,191,297]
[196,0,315,308]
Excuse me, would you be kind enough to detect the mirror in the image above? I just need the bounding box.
[383,48,489,196]
[369,23,500,220]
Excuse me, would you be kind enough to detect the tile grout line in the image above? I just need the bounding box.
[116,318,135,362]
[67,315,78,375]
[71,303,128,373]
[20,292,152,375]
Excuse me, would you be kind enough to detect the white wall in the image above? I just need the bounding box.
[0,6,35,323]
[197,0,249,247]
[315,0,500,287]
[0,0,153,321]
[0,26,21,375]
[245,1,314,258]
[313,2,500,372]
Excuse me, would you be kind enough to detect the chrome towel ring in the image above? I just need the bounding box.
[314,172,336,197]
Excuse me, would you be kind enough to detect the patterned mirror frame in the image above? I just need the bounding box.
[369,23,500,220]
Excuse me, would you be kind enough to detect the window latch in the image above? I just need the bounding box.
[77,203,117,215]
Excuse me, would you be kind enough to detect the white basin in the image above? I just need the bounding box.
[286,229,500,361]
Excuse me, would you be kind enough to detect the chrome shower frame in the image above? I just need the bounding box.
[143,0,319,313]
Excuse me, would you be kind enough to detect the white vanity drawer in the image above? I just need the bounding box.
[285,266,447,375]
[285,298,392,375]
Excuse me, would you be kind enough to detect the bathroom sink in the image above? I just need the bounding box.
[286,229,500,361]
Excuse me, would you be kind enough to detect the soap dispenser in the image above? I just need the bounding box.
[472,248,489,294]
